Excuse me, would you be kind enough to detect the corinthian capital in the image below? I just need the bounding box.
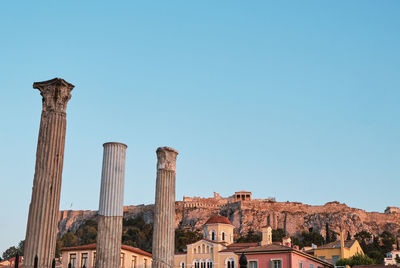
[156,147,178,171]
[33,78,75,113]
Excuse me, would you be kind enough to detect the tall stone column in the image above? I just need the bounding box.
[152,147,178,268]
[24,78,75,268]
[96,142,127,268]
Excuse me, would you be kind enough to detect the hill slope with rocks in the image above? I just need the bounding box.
[57,197,400,239]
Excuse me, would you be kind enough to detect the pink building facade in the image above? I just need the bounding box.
[236,244,332,268]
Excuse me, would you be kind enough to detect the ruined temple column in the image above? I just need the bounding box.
[24,78,75,268]
[96,142,127,268]
[152,147,178,268]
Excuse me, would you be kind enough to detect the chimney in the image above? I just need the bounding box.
[261,226,272,246]
[340,228,345,258]
[282,237,292,247]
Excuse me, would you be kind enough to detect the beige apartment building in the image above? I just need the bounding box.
[61,243,152,268]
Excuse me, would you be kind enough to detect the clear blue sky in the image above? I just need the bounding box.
[0,1,399,254]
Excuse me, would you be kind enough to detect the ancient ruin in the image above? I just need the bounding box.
[183,191,274,208]
[96,142,127,268]
[24,78,74,268]
[152,147,178,268]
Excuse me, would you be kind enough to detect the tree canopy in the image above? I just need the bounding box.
[1,240,24,260]
[236,229,261,243]
[336,253,375,267]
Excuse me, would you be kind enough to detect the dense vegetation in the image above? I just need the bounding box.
[353,230,396,264]
[2,219,398,265]
[1,240,24,260]
[336,253,375,267]
[55,215,203,256]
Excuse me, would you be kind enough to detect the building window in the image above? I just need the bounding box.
[249,261,258,268]
[207,260,213,268]
[299,261,302,268]
[69,254,76,268]
[332,256,340,264]
[180,262,185,268]
[227,259,235,268]
[144,259,148,268]
[222,232,225,241]
[211,231,216,241]
[201,260,206,268]
[81,253,88,267]
[310,264,314,268]
[131,256,136,268]
[271,260,281,268]
[194,248,197,254]
[194,260,200,268]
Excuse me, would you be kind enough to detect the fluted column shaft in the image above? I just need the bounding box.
[24,78,74,268]
[96,142,127,268]
[152,147,178,268]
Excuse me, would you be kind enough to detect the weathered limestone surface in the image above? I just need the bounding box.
[152,147,178,268]
[96,142,127,268]
[58,201,400,241]
[96,215,123,268]
[24,78,74,268]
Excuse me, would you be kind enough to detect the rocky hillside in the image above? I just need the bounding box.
[57,200,400,239]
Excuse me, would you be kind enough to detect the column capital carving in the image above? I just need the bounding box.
[33,78,75,113]
[156,147,178,171]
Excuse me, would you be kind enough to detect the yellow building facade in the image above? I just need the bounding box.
[313,238,363,264]
[61,243,152,268]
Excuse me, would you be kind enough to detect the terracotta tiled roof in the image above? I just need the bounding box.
[121,245,152,257]
[205,216,232,225]
[237,244,291,253]
[316,240,356,249]
[61,243,97,251]
[61,243,152,257]
[202,238,225,244]
[219,242,258,253]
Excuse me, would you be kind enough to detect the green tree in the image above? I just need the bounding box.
[298,231,324,248]
[347,231,351,240]
[325,223,331,244]
[236,229,261,243]
[395,255,400,264]
[354,231,372,245]
[272,229,286,242]
[17,240,24,255]
[366,250,384,264]
[331,232,338,242]
[59,231,79,247]
[380,231,395,253]
[336,253,375,267]
[122,215,153,252]
[2,246,19,260]
[175,228,203,253]
[76,220,97,245]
